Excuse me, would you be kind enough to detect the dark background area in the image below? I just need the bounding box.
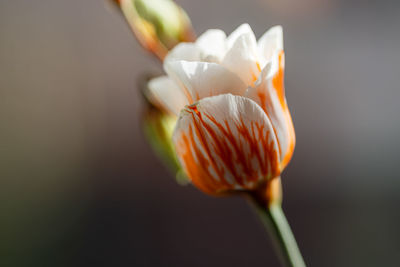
[1,0,400,266]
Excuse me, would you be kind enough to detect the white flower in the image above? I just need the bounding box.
[147,24,295,194]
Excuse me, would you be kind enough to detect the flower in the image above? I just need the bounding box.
[147,24,295,195]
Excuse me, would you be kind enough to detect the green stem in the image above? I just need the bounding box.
[249,198,306,267]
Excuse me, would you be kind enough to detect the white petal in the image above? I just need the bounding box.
[245,51,295,168]
[257,25,283,68]
[227,23,254,49]
[147,76,189,115]
[195,29,227,63]
[164,42,202,63]
[164,60,247,103]
[222,28,261,86]
[173,94,280,194]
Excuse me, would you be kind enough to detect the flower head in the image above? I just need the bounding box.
[147,24,295,195]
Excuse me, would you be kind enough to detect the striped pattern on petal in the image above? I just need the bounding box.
[172,94,280,194]
[246,51,295,168]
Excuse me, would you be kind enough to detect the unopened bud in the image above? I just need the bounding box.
[140,75,189,185]
[118,0,195,60]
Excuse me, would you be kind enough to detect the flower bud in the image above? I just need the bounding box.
[118,0,195,60]
[140,76,189,185]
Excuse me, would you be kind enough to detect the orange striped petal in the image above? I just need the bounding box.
[172,94,280,194]
[164,60,247,104]
[245,50,295,169]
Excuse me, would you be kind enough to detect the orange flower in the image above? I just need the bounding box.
[147,24,295,195]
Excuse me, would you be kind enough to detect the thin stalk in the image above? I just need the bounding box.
[249,197,306,267]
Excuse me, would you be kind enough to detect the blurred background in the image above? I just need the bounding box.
[1,0,400,266]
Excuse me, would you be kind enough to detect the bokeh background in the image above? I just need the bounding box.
[1,0,400,266]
